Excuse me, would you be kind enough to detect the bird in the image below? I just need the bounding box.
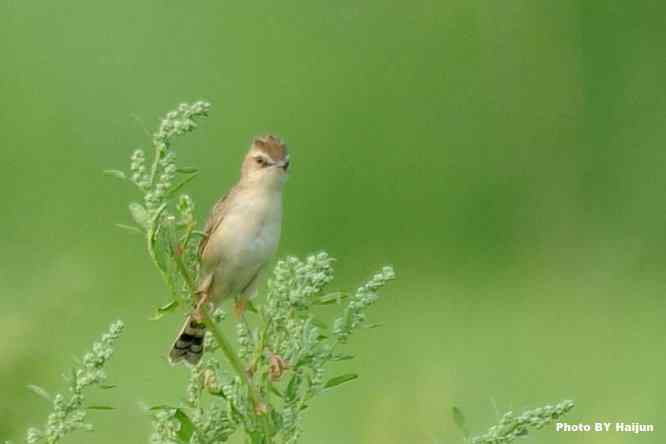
[169,135,290,365]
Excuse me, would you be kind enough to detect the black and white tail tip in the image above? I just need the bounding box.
[169,317,206,365]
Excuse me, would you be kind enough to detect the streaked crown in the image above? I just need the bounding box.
[252,135,288,162]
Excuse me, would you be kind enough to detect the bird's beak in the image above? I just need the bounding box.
[279,159,290,172]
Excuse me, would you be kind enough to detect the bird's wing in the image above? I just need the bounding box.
[198,192,230,259]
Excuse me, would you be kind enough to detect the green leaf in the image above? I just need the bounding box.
[26,385,52,402]
[249,430,264,444]
[68,368,78,392]
[149,405,178,411]
[363,323,384,329]
[246,300,259,314]
[176,167,199,174]
[323,373,358,390]
[286,374,301,401]
[207,388,227,399]
[129,202,149,229]
[174,408,194,443]
[151,227,170,273]
[166,172,199,198]
[150,300,180,320]
[317,292,349,305]
[147,203,169,272]
[99,384,117,390]
[151,202,169,226]
[270,408,283,431]
[310,317,328,329]
[115,223,143,234]
[148,203,169,244]
[103,169,126,180]
[338,309,353,336]
[269,384,284,398]
[330,353,355,361]
[452,406,470,438]
[87,405,115,410]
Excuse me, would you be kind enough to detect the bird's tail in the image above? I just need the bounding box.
[169,316,206,365]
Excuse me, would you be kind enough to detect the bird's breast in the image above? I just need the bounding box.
[206,190,282,294]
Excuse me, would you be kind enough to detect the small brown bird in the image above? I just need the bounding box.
[169,135,290,365]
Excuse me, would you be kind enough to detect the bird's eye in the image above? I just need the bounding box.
[255,157,265,166]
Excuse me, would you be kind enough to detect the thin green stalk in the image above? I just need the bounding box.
[147,233,179,299]
[172,244,272,439]
[173,245,196,294]
[149,143,164,186]
[200,308,272,440]
[198,309,258,401]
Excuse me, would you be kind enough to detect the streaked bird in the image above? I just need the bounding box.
[169,135,290,365]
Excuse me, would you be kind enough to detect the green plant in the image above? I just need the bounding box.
[149,255,395,444]
[10,101,575,444]
[453,400,575,444]
[20,321,124,444]
[105,100,210,314]
[108,101,396,443]
[471,399,575,444]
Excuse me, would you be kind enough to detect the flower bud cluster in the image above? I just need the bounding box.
[27,322,124,444]
[177,194,194,224]
[236,322,252,360]
[472,400,575,444]
[333,265,395,343]
[130,149,150,190]
[153,253,394,444]
[149,410,180,444]
[153,101,211,146]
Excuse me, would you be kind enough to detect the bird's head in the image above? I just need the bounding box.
[241,135,290,188]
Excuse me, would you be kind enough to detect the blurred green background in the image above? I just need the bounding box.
[1,1,665,443]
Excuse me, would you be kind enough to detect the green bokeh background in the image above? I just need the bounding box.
[1,1,665,443]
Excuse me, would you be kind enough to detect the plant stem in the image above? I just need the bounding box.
[149,142,164,187]
[172,244,273,440]
[199,309,254,395]
[173,246,196,294]
[200,307,273,440]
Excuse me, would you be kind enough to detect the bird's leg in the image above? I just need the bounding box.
[234,294,254,349]
[192,274,214,322]
[233,293,249,320]
[234,292,259,378]
[192,289,211,322]
[236,270,261,320]
[235,293,253,342]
